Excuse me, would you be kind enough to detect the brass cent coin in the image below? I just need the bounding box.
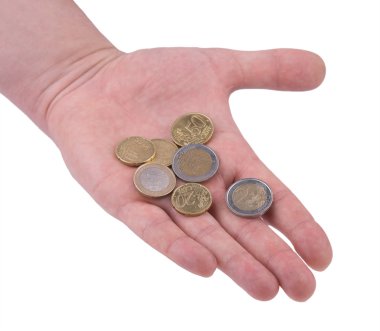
[171,183,212,216]
[149,139,178,167]
[226,178,273,217]
[171,113,214,146]
[115,136,155,166]
[172,144,219,182]
[134,163,176,197]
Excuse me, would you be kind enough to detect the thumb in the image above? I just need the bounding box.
[209,48,326,92]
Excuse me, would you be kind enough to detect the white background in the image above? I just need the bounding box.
[1,1,379,330]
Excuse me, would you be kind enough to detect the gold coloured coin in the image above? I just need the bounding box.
[171,183,212,216]
[115,136,155,166]
[171,113,214,146]
[149,139,178,167]
[134,163,176,197]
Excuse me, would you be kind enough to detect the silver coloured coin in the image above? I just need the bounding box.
[172,144,219,182]
[226,178,273,217]
[133,163,176,197]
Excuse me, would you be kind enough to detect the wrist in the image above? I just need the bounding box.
[29,46,122,134]
[0,0,122,134]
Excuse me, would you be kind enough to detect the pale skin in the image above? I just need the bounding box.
[0,1,332,301]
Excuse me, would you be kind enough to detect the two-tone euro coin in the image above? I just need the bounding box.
[172,144,219,182]
[226,178,273,217]
[134,163,176,197]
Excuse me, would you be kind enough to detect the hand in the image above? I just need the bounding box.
[45,47,332,301]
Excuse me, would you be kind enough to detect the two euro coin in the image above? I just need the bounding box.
[172,144,219,182]
[226,178,273,218]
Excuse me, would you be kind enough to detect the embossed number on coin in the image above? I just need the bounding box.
[171,183,212,216]
[171,113,214,146]
[134,163,176,197]
[226,178,273,217]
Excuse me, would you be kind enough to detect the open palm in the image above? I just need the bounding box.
[46,47,332,301]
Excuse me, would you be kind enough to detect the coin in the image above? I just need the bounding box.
[172,144,219,182]
[149,139,178,167]
[134,163,176,197]
[171,183,212,216]
[171,113,214,146]
[226,178,273,217]
[115,137,155,166]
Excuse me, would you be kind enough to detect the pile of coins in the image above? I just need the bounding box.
[115,113,273,217]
